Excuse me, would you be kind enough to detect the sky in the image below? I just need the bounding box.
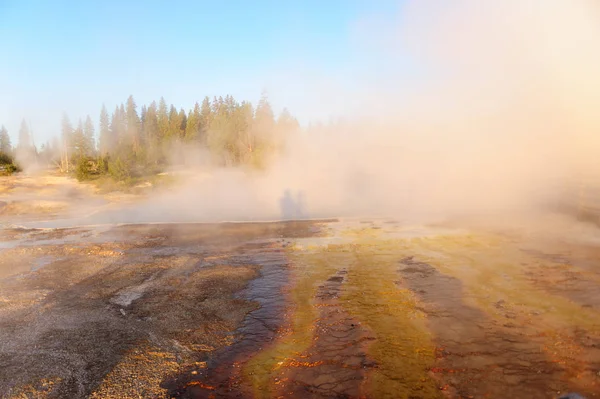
[0,0,404,144]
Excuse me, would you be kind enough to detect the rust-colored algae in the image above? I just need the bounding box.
[242,226,600,397]
[184,381,216,390]
[89,344,180,399]
[242,249,340,398]
[4,215,600,398]
[339,237,442,399]
[243,229,443,398]
[405,233,600,394]
[410,234,600,327]
[5,378,63,399]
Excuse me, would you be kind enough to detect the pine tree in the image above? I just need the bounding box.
[277,108,300,132]
[157,97,169,141]
[199,96,212,143]
[238,101,255,152]
[126,95,141,153]
[140,105,147,139]
[72,119,87,159]
[178,108,187,138]
[99,104,111,154]
[255,91,275,131]
[168,105,179,138]
[211,96,224,114]
[140,105,147,127]
[244,92,275,167]
[185,102,201,142]
[224,95,236,113]
[144,101,160,164]
[61,114,73,136]
[109,105,122,147]
[17,119,31,150]
[74,117,96,181]
[0,125,11,154]
[83,115,96,156]
[144,102,159,142]
[13,119,38,168]
[207,98,229,164]
[118,104,126,143]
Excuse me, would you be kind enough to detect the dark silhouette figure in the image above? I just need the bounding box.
[279,189,296,220]
[279,189,309,221]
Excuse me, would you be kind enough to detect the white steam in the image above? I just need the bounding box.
[76,0,600,224]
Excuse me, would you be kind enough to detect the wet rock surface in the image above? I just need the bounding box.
[0,221,325,398]
[279,268,376,398]
[399,256,563,398]
[162,243,292,398]
[1,219,599,398]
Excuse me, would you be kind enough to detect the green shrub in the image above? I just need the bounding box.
[0,152,13,165]
[108,156,132,182]
[0,152,20,175]
[75,156,105,181]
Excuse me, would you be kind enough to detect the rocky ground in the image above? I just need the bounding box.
[1,173,599,398]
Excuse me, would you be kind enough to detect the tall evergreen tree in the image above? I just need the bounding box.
[157,97,169,140]
[255,91,275,130]
[61,113,74,168]
[168,105,179,138]
[126,95,141,153]
[233,101,255,163]
[13,119,38,167]
[144,101,160,164]
[110,105,124,147]
[17,119,32,150]
[99,104,111,154]
[144,101,159,142]
[199,96,213,142]
[211,96,224,114]
[61,114,73,138]
[185,102,200,142]
[118,103,126,142]
[140,105,147,138]
[277,108,300,132]
[72,119,88,159]
[178,108,187,138]
[83,115,96,156]
[0,125,11,154]
[206,95,248,165]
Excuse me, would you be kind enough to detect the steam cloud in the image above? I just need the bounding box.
[62,0,600,225]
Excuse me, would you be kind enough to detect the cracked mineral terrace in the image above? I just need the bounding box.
[1,175,599,398]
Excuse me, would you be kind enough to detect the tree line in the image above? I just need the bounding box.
[0,93,299,181]
[0,121,28,175]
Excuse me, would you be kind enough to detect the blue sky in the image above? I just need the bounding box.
[0,0,405,144]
